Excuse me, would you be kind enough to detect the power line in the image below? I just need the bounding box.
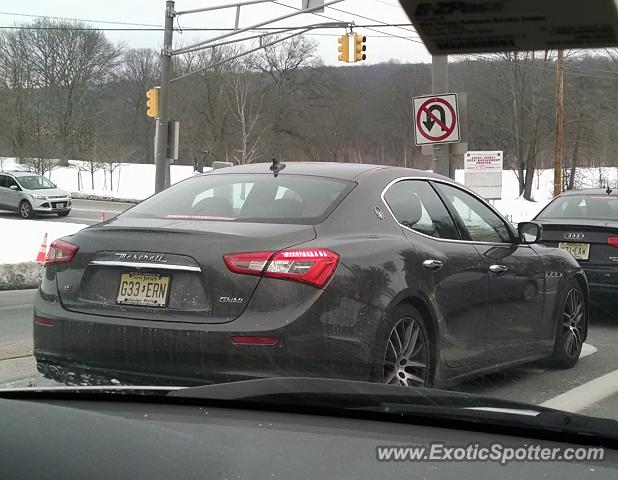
[0,23,417,32]
[271,0,425,44]
[0,10,163,28]
[328,4,418,36]
[512,60,618,80]
[372,0,404,9]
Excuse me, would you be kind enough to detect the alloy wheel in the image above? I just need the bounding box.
[383,316,428,387]
[20,202,31,218]
[562,288,584,359]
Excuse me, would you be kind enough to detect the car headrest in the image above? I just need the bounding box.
[389,192,423,226]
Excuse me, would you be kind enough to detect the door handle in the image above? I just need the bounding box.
[423,259,444,271]
[489,264,508,274]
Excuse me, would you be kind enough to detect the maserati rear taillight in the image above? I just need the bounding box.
[223,248,340,288]
[608,237,618,248]
[44,240,79,267]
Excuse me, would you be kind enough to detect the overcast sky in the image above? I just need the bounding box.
[0,0,431,65]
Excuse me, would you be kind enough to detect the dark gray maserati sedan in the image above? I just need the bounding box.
[33,163,588,388]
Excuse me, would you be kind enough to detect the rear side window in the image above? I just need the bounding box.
[0,175,6,188]
[123,174,354,225]
[383,180,460,239]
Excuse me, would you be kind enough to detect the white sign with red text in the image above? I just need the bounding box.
[464,151,503,200]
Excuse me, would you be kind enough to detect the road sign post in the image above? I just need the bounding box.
[413,93,460,146]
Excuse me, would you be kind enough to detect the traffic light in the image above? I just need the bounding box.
[337,34,349,63]
[146,87,159,118]
[353,33,367,62]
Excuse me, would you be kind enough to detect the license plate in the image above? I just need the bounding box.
[117,272,170,307]
[53,202,65,208]
[559,242,590,260]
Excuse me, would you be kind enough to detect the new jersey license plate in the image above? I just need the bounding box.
[559,242,590,260]
[117,272,170,307]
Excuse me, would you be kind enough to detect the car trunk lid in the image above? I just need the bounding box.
[56,217,316,324]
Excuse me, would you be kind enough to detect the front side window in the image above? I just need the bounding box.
[16,175,55,190]
[384,180,460,239]
[437,183,512,243]
[5,176,18,189]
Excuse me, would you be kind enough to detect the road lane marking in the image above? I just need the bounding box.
[580,343,598,359]
[541,368,618,413]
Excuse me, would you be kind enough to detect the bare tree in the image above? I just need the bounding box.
[22,19,121,163]
[227,63,266,164]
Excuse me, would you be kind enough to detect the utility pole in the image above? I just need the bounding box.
[553,49,564,197]
[431,55,451,178]
[155,0,174,193]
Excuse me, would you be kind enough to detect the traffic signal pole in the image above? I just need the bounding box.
[155,0,174,193]
[431,55,452,178]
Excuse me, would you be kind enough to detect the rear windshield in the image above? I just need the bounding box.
[122,173,355,225]
[537,195,618,221]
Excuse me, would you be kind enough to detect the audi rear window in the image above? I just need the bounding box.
[122,173,355,225]
[537,195,618,221]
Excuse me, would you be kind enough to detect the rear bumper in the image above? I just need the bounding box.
[33,291,377,386]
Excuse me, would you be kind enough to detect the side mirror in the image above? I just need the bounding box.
[518,222,543,244]
[9,185,18,191]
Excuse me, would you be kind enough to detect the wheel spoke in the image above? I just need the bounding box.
[393,328,404,354]
[387,339,398,359]
[402,321,414,354]
[384,371,397,384]
[404,372,424,385]
[405,361,426,369]
[403,324,420,358]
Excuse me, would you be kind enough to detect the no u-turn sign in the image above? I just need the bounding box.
[413,93,460,146]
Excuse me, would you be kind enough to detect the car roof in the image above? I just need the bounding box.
[558,188,618,197]
[205,162,449,182]
[0,170,37,177]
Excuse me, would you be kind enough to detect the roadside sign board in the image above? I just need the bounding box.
[400,0,618,55]
[464,151,503,200]
[413,93,460,146]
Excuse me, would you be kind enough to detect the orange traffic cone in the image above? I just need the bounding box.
[36,232,48,264]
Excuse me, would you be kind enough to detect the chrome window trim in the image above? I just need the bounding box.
[380,176,518,247]
[89,260,201,272]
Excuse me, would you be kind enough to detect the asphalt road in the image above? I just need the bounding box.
[1,289,617,419]
[0,198,135,225]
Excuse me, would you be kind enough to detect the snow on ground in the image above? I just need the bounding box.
[0,218,87,264]
[1,157,207,202]
[2,156,616,222]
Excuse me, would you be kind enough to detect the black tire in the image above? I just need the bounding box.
[547,278,587,369]
[57,211,70,217]
[18,200,36,219]
[370,304,435,388]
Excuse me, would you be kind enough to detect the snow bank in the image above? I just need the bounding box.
[1,157,207,202]
[0,219,87,265]
[0,218,87,290]
[0,262,42,291]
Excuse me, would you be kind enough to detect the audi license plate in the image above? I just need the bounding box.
[559,242,590,260]
[117,272,170,307]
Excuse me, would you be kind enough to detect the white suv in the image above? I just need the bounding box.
[0,171,71,219]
